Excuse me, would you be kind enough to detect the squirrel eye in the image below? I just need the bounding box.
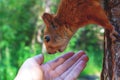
[44,36,50,42]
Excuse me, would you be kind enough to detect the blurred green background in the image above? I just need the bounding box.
[0,0,104,80]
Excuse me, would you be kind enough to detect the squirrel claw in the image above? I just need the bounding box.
[110,29,120,42]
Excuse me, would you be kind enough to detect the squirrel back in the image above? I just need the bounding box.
[55,0,110,29]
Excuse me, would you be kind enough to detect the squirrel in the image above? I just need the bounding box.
[42,0,115,54]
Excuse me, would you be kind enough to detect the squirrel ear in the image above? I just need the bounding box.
[42,13,53,25]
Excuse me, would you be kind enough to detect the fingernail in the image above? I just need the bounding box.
[80,55,89,60]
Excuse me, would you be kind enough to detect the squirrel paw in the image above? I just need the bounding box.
[110,29,120,42]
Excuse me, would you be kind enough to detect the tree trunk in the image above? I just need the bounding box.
[101,0,120,80]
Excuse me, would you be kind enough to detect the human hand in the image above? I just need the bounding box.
[15,51,88,80]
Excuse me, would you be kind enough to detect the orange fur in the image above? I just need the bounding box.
[42,0,113,54]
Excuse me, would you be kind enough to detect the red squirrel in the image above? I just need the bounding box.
[42,0,114,54]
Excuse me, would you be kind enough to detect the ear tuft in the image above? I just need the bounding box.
[42,13,53,25]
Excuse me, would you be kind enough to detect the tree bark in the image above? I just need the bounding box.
[101,0,120,80]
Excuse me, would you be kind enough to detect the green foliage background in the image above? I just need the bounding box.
[0,0,104,80]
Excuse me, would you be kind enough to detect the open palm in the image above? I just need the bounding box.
[15,51,88,80]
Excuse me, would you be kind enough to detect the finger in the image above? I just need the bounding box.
[32,54,44,64]
[53,51,85,76]
[61,55,88,78]
[65,61,87,80]
[45,52,74,70]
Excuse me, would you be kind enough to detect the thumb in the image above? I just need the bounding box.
[33,54,44,64]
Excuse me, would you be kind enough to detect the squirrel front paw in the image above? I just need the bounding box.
[110,29,120,43]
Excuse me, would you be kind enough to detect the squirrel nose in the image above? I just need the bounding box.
[58,48,64,52]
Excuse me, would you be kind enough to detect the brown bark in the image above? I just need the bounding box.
[101,0,120,80]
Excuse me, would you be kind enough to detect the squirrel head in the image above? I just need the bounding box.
[42,13,73,54]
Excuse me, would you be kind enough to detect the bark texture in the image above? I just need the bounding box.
[101,0,120,80]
